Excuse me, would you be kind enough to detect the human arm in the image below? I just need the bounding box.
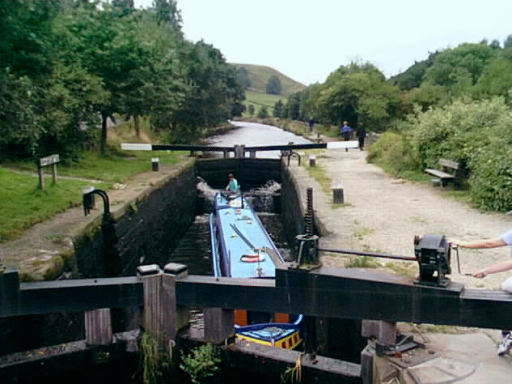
[472,259,512,278]
[457,238,507,249]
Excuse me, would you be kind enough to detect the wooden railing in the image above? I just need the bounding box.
[3,263,512,336]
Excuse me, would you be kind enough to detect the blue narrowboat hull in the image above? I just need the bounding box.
[209,192,303,349]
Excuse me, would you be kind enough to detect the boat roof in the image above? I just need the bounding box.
[214,193,282,279]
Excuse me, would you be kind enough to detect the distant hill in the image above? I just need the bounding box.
[231,63,306,96]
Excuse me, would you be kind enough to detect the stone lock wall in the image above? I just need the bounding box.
[74,162,197,278]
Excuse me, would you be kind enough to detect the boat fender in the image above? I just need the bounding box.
[240,254,265,263]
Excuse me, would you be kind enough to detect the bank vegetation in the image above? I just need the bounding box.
[274,38,512,211]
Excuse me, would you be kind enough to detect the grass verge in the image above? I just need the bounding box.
[0,166,108,242]
[0,119,185,243]
[303,152,333,196]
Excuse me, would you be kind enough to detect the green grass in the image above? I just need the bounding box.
[3,119,182,183]
[60,150,181,182]
[345,256,379,268]
[353,226,374,241]
[245,91,285,110]
[3,149,181,183]
[304,159,332,196]
[0,118,185,243]
[0,166,108,242]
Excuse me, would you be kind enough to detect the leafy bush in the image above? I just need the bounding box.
[469,144,512,211]
[371,97,512,211]
[367,131,419,174]
[411,97,512,210]
[180,344,220,384]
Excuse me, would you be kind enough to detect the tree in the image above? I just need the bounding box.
[407,83,446,111]
[121,13,187,138]
[424,42,499,87]
[504,35,512,49]
[112,0,135,17]
[273,100,283,117]
[287,93,302,120]
[266,75,281,95]
[389,51,439,91]
[257,106,269,118]
[153,0,182,30]
[235,66,251,90]
[307,62,400,130]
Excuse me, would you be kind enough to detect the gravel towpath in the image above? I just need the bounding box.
[299,147,512,290]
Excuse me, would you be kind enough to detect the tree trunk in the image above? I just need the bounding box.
[134,115,141,139]
[101,112,108,156]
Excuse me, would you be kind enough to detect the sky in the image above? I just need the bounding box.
[134,0,512,85]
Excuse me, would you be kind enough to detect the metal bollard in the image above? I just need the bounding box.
[152,157,159,172]
[82,186,95,212]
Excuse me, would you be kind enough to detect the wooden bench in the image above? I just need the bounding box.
[425,158,461,187]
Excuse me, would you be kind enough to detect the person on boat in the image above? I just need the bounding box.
[225,173,239,193]
[452,230,512,356]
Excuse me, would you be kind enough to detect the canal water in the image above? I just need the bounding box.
[208,121,311,158]
[168,121,310,273]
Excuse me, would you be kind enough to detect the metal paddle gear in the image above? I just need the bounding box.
[453,244,472,276]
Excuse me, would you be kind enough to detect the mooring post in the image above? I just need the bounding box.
[204,307,234,344]
[85,308,112,346]
[138,264,162,344]
[360,345,374,384]
[360,320,379,384]
[234,144,246,159]
[163,262,189,341]
[331,181,344,204]
[138,263,189,353]
[360,320,396,383]
[377,321,397,348]
[0,267,20,318]
[151,157,159,172]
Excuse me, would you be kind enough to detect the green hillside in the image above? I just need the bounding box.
[232,63,306,96]
[245,91,284,110]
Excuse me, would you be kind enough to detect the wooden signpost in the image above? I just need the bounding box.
[38,154,59,189]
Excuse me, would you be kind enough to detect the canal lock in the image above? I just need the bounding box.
[1,157,365,383]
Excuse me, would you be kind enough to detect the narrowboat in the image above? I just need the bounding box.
[209,192,303,349]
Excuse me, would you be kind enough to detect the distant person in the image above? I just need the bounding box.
[340,121,352,152]
[308,118,315,132]
[452,230,512,356]
[225,173,239,193]
[356,123,366,151]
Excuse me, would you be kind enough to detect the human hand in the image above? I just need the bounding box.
[448,239,461,248]
[472,270,487,278]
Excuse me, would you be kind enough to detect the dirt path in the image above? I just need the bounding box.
[309,148,512,290]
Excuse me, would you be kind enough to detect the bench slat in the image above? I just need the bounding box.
[425,169,454,179]
[439,158,459,169]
